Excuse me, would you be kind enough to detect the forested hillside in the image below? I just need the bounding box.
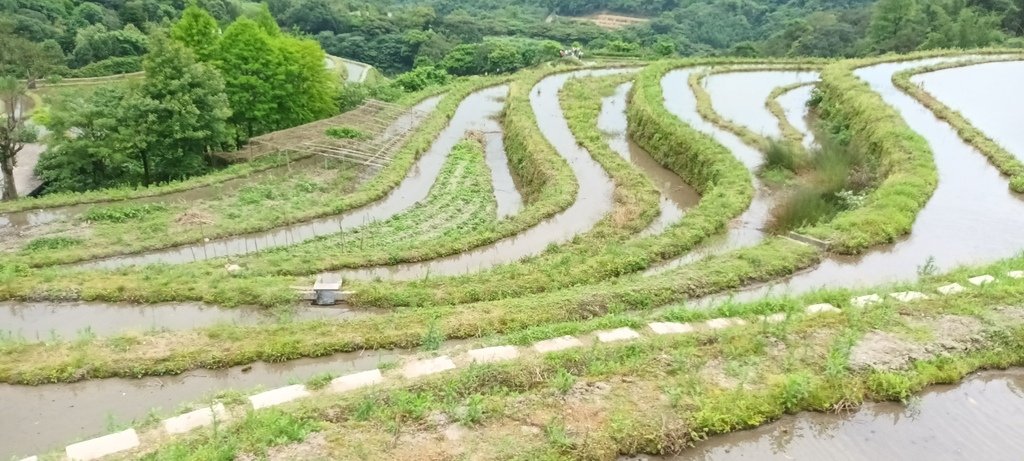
[3,0,1023,78]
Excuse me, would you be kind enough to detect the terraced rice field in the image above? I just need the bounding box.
[3,51,1024,460]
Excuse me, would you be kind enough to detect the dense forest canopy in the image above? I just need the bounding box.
[2,0,1023,77]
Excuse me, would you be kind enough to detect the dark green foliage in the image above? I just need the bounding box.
[65,55,141,77]
[83,203,168,223]
[324,126,369,140]
[23,236,81,251]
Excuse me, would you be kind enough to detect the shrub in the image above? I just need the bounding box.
[23,236,82,252]
[324,126,369,140]
[66,56,142,78]
[83,203,168,223]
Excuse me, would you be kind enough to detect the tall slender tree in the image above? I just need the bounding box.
[0,77,36,200]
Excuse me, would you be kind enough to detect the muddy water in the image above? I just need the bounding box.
[639,369,1024,461]
[776,84,817,149]
[0,301,360,340]
[0,349,402,459]
[915,60,1024,161]
[337,69,630,281]
[705,70,819,140]
[72,93,461,270]
[599,82,700,236]
[479,116,524,219]
[724,57,1024,299]
[644,68,772,275]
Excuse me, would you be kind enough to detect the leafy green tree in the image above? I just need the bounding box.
[274,34,337,128]
[131,33,232,185]
[247,3,281,36]
[172,4,221,62]
[868,0,929,52]
[215,18,284,140]
[0,77,38,200]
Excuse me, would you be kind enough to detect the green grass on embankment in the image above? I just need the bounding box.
[114,255,1024,460]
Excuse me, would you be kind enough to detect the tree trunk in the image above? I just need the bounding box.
[141,151,152,187]
[0,154,17,201]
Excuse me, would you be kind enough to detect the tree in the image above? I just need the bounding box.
[868,0,929,52]
[131,33,232,185]
[172,4,221,62]
[0,77,37,200]
[216,18,287,139]
[0,28,65,88]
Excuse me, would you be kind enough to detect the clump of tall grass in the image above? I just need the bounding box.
[770,138,873,233]
[763,140,804,173]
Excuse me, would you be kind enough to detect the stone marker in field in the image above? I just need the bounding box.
[249,384,311,410]
[329,369,384,393]
[65,429,140,461]
[401,356,457,379]
[805,303,841,314]
[596,327,641,343]
[851,294,881,307]
[761,313,788,323]
[163,403,227,434]
[648,322,695,335]
[890,291,928,302]
[968,275,995,286]
[937,283,966,295]
[467,346,520,363]
[532,335,583,353]
[705,318,746,330]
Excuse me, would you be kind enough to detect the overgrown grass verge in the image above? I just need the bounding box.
[892,56,1024,193]
[117,256,1024,460]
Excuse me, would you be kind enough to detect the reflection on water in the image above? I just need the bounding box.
[704,70,819,140]
[638,369,1024,461]
[776,84,817,149]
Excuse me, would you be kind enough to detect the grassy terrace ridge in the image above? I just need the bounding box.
[687,62,824,156]
[0,85,448,215]
[892,55,1024,193]
[800,48,1018,253]
[108,256,1024,460]
[0,78,505,267]
[766,81,815,145]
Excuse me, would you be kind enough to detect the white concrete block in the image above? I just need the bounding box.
[248,384,311,410]
[805,303,841,314]
[596,327,641,343]
[163,403,227,434]
[968,275,995,286]
[851,294,881,307]
[705,318,746,330]
[65,429,140,461]
[329,369,384,393]
[18,456,38,461]
[648,322,695,335]
[401,356,457,379]
[1007,270,1024,279]
[761,313,788,324]
[532,335,583,353]
[937,283,966,295]
[890,291,928,303]
[467,346,520,363]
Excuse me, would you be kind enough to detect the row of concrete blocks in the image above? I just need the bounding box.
[850,271,1021,308]
[40,270,1021,460]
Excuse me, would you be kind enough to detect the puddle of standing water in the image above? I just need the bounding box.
[598,82,700,236]
[338,69,631,281]
[631,369,1024,461]
[0,349,402,459]
[776,84,817,149]
[717,57,1024,302]
[914,60,1024,162]
[0,301,361,340]
[704,70,819,140]
[71,94,455,270]
[644,68,772,275]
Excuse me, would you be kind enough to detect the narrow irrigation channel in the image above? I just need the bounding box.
[638,369,1024,461]
[644,68,777,274]
[336,69,631,281]
[0,301,361,340]
[731,57,1024,299]
[775,84,817,149]
[600,82,700,236]
[72,92,462,269]
[914,60,1024,161]
[0,348,406,458]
